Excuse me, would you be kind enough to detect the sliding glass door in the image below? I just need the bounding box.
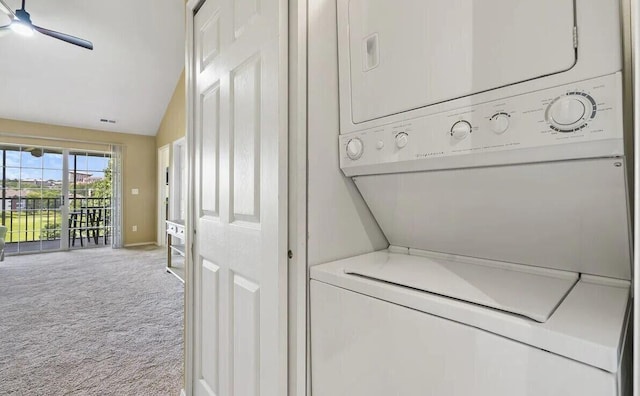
[0,145,117,254]
[68,151,112,249]
[0,146,65,253]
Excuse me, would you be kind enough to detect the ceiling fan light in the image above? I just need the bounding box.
[10,20,33,36]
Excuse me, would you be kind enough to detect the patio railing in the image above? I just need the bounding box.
[1,197,111,245]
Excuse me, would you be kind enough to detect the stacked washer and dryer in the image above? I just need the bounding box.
[310,1,633,395]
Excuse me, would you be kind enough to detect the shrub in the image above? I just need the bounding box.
[42,223,61,240]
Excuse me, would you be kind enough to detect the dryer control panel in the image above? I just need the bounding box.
[339,73,624,176]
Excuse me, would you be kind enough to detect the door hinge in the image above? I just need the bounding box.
[288,250,293,259]
[573,26,578,48]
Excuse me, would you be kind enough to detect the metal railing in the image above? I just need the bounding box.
[1,197,111,244]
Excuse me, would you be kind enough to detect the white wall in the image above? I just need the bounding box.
[307,0,388,267]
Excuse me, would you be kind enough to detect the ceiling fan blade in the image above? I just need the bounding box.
[0,0,16,20]
[33,25,93,50]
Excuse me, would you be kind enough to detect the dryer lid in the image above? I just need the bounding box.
[344,250,578,323]
[344,0,577,124]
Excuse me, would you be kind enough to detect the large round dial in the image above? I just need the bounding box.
[451,121,472,140]
[546,92,597,132]
[395,132,409,149]
[489,113,510,134]
[346,138,364,160]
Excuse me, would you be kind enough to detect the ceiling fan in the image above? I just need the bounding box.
[24,147,43,157]
[0,0,93,50]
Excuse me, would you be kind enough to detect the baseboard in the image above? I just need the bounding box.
[123,242,157,247]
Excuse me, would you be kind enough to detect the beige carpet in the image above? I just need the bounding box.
[0,246,183,396]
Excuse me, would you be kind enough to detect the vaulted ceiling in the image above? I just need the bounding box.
[0,0,185,136]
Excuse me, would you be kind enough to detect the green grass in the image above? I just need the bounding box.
[2,211,109,243]
[2,212,61,243]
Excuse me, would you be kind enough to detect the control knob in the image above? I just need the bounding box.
[489,113,510,134]
[451,121,472,140]
[395,132,409,149]
[546,92,597,132]
[346,138,364,160]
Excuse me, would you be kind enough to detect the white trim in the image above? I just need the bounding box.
[287,0,308,394]
[171,137,187,221]
[158,144,170,246]
[0,131,116,148]
[184,1,199,395]
[279,1,291,394]
[631,0,639,394]
[124,241,157,247]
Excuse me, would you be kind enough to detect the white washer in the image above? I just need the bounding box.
[311,153,632,395]
[311,254,631,396]
[310,1,632,394]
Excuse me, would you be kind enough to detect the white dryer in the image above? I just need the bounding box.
[310,1,632,395]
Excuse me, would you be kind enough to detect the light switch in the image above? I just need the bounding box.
[132,188,139,195]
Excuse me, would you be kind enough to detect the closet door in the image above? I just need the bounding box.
[191,0,288,394]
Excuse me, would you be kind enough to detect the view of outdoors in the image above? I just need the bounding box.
[0,146,112,253]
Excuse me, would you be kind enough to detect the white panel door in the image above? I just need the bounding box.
[192,0,287,395]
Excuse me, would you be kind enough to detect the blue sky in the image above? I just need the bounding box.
[2,150,110,181]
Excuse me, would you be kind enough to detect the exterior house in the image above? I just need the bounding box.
[69,171,93,184]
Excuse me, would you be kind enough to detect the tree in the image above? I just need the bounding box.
[91,159,112,198]
[27,189,61,199]
[26,189,62,209]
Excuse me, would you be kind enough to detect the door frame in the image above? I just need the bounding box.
[171,137,187,221]
[184,0,307,395]
[287,0,308,394]
[631,0,639,392]
[157,144,170,246]
[184,3,197,394]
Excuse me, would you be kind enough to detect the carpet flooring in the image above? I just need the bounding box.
[0,246,184,396]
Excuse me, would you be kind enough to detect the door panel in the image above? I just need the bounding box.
[234,0,260,38]
[201,13,221,70]
[232,275,260,396]
[193,0,287,394]
[231,56,261,223]
[345,0,576,123]
[201,85,220,217]
[200,260,220,394]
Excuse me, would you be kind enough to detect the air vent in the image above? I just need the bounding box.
[99,118,117,124]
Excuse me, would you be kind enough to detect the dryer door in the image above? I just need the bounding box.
[345,0,577,124]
